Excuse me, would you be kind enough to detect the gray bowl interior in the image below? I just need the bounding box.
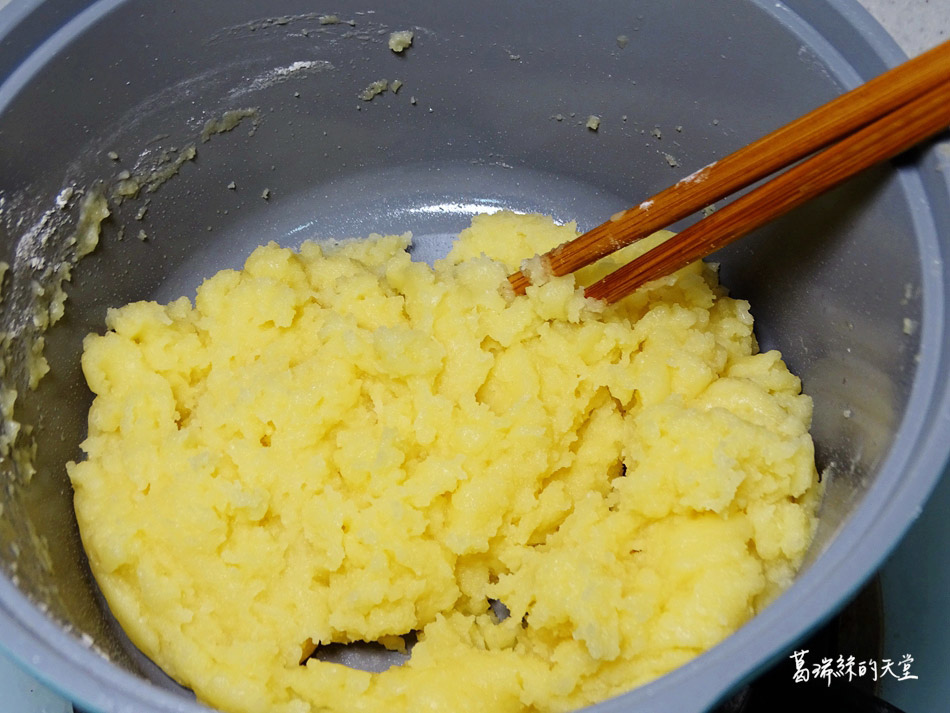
[1,1,948,712]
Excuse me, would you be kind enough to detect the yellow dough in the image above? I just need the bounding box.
[68,211,819,713]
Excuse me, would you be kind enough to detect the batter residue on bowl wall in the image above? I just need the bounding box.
[67,211,820,713]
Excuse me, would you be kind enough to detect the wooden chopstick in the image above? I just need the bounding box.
[508,38,950,297]
[585,80,950,303]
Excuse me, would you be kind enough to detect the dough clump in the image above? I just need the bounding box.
[69,211,819,713]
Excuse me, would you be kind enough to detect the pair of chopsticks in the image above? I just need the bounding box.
[508,39,950,304]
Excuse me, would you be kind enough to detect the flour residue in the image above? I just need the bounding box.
[677,161,717,187]
[232,60,335,98]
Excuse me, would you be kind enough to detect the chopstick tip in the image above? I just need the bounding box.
[508,270,530,295]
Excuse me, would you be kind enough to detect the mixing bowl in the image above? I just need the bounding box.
[1,1,948,711]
